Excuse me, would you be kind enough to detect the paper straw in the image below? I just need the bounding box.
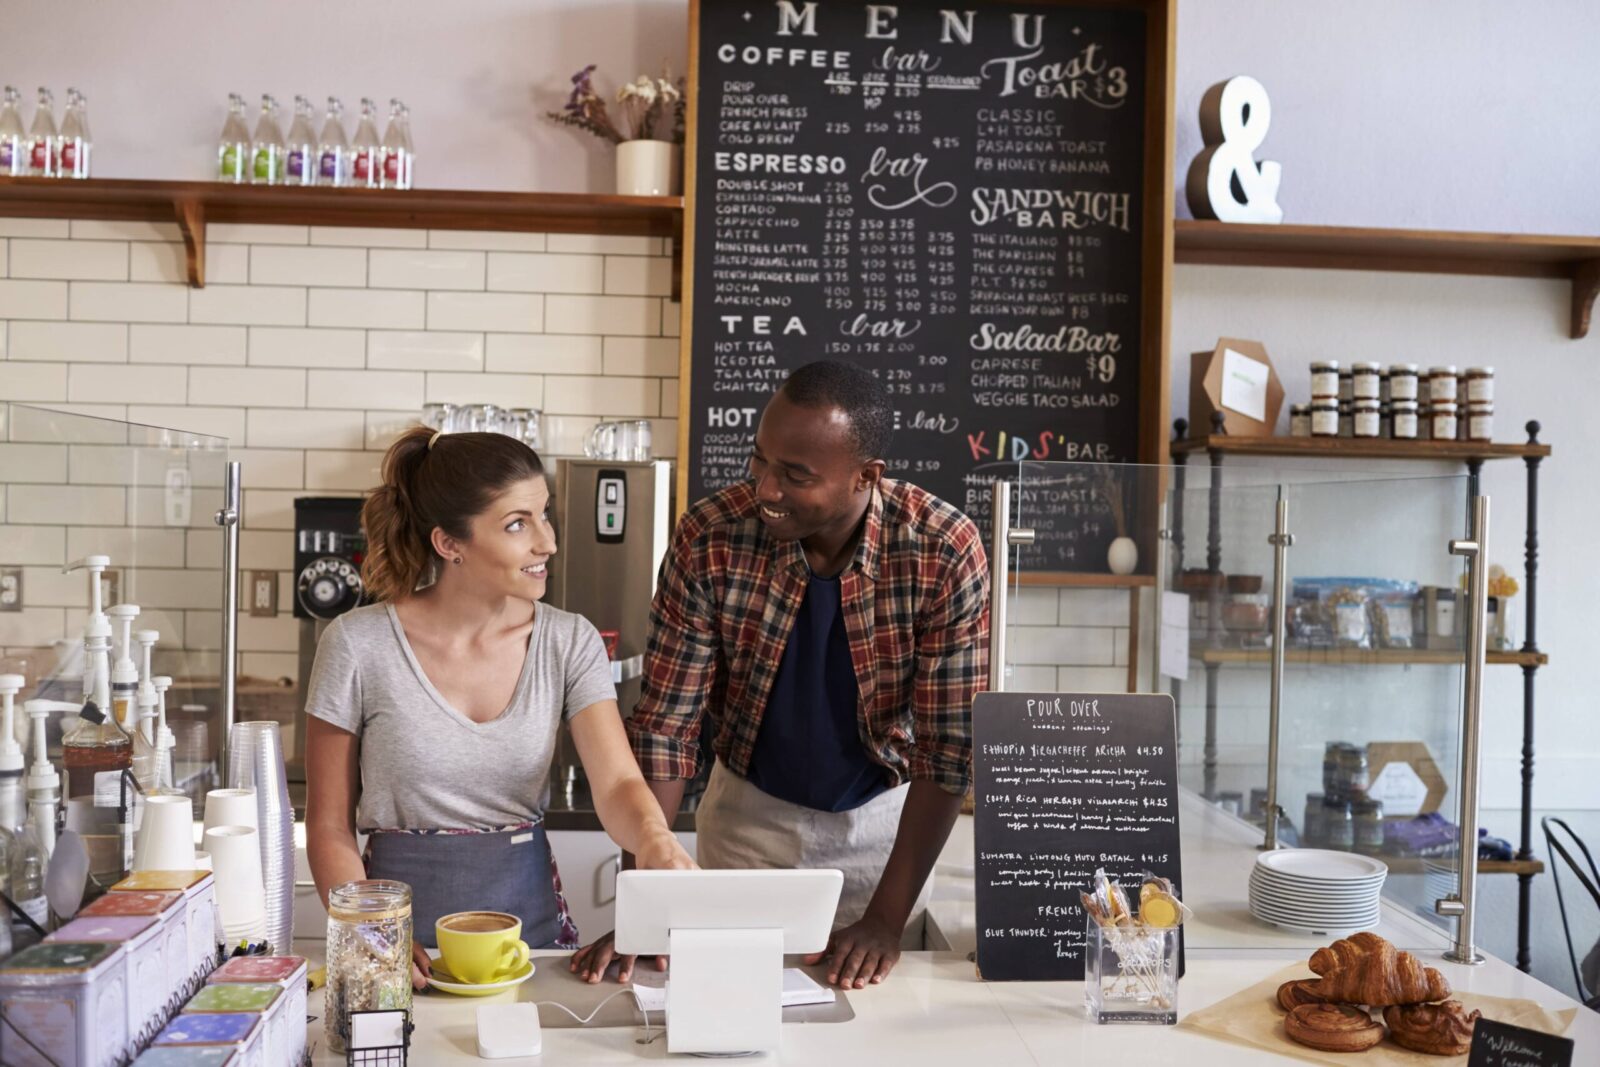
[133,794,196,872]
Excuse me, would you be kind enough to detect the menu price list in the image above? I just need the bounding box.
[689,1,1148,567]
[973,692,1182,981]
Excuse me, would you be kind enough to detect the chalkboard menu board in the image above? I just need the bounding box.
[679,0,1174,567]
[1468,1019,1575,1067]
[973,691,1182,981]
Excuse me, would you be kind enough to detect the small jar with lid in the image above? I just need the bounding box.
[1338,400,1354,437]
[1289,403,1312,437]
[1323,797,1356,850]
[1465,366,1495,403]
[1431,399,1459,441]
[1389,363,1420,400]
[1351,362,1382,400]
[1354,798,1386,855]
[1428,365,1459,402]
[1310,360,1341,399]
[1303,793,1327,847]
[1310,397,1339,437]
[1352,398,1380,438]
[1338,367,1355,402]
[1467,400,1494,441]
[1392,399,1419,439]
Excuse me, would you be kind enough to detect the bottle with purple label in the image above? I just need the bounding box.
[350,97,381,189]
[317,96,348,186]
[285,94,317,186]
[0,87,25,176]
[59,88,91,179]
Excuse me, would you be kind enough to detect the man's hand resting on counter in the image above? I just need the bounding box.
[803,910,902,988]
[570,830,695,984]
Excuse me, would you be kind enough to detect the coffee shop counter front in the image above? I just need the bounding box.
[295,794,1597,1064]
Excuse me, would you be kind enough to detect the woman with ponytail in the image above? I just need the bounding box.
[304,426,693,988]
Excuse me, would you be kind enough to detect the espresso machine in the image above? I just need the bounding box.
[545,459,674,795]
[291,497,368,780]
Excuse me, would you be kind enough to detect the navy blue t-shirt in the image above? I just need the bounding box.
[745,572,889,812]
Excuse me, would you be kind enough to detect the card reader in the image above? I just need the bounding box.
[476,1002,542,1058]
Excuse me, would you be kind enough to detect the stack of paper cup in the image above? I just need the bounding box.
[205,825,268,944]
[204,787,257,836]
[133,794,196,871]
[227,722,294,956]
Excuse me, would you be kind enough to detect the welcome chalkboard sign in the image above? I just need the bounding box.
[678,0,1175,569]
[973,691,1182,981]
[1467,1019,1575,1067]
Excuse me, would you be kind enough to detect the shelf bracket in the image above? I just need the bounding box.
[174,198,206,288]
[1572,258,1600,339]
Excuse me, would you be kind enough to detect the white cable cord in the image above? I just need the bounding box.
[534,988,664,1044]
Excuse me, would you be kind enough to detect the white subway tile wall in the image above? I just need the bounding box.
[1,223,1128,694]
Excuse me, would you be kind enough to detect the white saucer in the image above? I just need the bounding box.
[427,960,536,997]
[1257,850,1388,882]
[1253,912,1379,936]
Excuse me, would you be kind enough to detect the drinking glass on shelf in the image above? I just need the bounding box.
[421,403,454,432]
[585,421,620,460]
[629,419,652,461]
[514,408,543,451]
[501,408,527,444]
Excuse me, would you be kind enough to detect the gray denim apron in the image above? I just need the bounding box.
[364,823,564,950]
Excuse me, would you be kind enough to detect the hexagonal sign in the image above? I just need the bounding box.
[1189,336,1285,437]
[1366,741,1448,816]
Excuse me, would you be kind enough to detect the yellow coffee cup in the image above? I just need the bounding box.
[435,911,531,984]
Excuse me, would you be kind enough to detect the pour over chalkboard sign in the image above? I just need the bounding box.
[1467,1018,1575,1067]
[678,0,1176,570]
[973,691,1182,981]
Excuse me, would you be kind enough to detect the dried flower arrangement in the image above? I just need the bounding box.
[548,64,687,145]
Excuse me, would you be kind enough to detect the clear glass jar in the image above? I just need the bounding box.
[1310,397,1338,436]
[1323,798,1355,850]
[1337,400,1354,438]
[1303,793,1327,847]
[1338,369,1354,402]
[1085,917,1179,1024]
[1431,400,1459,441]
[1289,403,1311,437]
[1351,362,1381,400]
[1354,798,1386,855]
[1467,400,1494,441]
[1392,399,1419,439]
[1310,360,1340,399]
[1428,365,1458,402]
[1465,366,1495,402]
[326,879,412,1055]
[1352,398,1380,438]
[1389,363,1420,400]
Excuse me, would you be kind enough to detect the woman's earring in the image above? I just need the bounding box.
[453,556,462,564]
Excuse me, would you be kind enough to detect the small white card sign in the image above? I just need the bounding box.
[1220,347,1270,422]
[1368,761,1430,816]
[1160,591,1191,682]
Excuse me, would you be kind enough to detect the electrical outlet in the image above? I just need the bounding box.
[102,569,121,607]
[249,570,279,617]
[0,569,22,612]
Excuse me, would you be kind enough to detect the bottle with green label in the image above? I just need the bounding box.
[217,93,249,183]
[251,93,286,184]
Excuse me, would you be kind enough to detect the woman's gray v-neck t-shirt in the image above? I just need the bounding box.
[304,601,617,832]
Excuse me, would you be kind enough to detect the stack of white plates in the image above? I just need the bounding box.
[1249,850,1387,935]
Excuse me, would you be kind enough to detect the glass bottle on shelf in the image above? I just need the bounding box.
[0,86,29,176]
[397,103,414,189]
[27,87,59,178]
[317,96,348,187]
[59,87,91,179]
[284,94,317,186]
[251,94,286,185]
[379,99,403,189]
[218,93,250,183]
[350,97,381,189]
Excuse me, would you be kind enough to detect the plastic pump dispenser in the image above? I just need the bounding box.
[63,556,111,702]
[135,629,159,745]
[152,675,175,792]
[22,698,69,857]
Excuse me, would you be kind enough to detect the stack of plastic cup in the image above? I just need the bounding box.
[226,722,294,955]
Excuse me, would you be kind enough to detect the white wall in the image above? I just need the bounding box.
[0,0,688,191]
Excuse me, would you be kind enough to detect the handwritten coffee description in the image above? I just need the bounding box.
[973,692,1182,981]
[688,1,1148,565]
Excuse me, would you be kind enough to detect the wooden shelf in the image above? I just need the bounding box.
[1171,434,1551,462]
[1175,219,1600,339]
[1380,857,1546,877]
[1016,572,1156,589]
[0,176,684,293]
[1197,647,1548,668]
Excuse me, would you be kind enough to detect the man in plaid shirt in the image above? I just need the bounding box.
[573,360,990,990]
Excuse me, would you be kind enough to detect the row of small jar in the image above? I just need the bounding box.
[1290,396,1493,440]
[1308,361,1494,405]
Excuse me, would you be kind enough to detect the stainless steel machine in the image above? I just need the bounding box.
[545,459,674,794]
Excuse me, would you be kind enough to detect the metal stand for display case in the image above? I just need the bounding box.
[1169,418,1550,973]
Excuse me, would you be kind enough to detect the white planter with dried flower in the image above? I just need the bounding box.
[548,65,686,196]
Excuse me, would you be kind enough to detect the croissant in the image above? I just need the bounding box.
[1306,932,1451,1007]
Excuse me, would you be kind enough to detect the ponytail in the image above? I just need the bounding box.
[360,426,546,601]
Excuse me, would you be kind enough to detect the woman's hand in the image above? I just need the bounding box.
[634,829,697,871]
[411,942,433,990]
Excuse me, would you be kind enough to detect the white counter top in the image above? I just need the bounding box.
[299,794,1596,1063]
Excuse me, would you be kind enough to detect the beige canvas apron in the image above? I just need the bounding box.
[694,760,931,948]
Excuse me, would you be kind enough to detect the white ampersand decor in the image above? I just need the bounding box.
[1185,75,1284,224]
